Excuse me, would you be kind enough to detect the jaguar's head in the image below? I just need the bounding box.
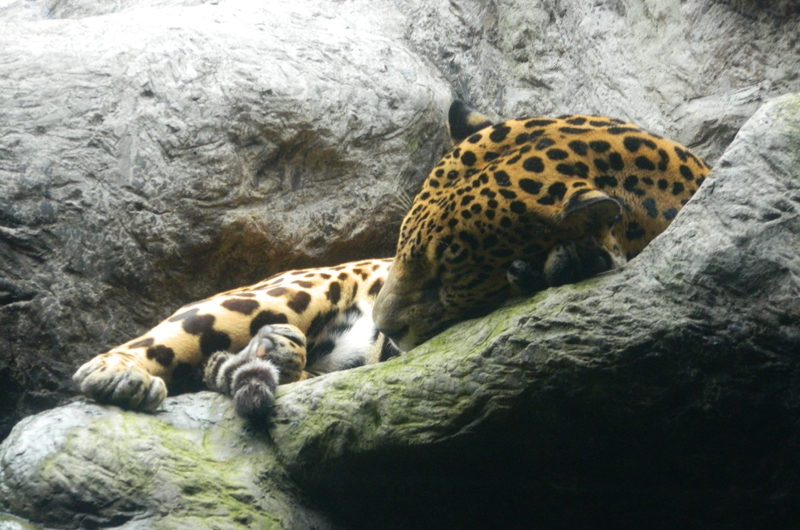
[373,102,622,350]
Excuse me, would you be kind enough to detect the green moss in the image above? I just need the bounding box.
[776,94,800,176]
[405,133,420,154]
[413,276,603,349]
[0,511,41,529]
[36,409,296,529]
[777,93,800,119]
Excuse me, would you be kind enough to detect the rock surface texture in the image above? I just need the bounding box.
[0,0,453,435]
[2,93,800,528]
[1,0,799,439]
[1,0,800,525]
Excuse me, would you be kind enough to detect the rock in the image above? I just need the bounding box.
[0,393,335,528]
[2,94,799,528]
[1,0,799,459]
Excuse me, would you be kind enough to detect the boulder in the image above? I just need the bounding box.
[2,93,798,528]
[0,393,335,529]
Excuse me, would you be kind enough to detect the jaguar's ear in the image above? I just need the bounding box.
[559,189,622,234]
[448,101,493,145]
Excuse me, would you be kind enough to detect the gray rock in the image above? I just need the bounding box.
[1,94,798,528]
[0,393,335,528]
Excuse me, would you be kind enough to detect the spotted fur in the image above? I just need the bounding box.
[372,101,709,350]
[74,259,399,416]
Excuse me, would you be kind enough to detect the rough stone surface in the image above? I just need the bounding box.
[0,393,335,529]
[1,94,798,528]
[1,0,799,483]
[401,0,800,164]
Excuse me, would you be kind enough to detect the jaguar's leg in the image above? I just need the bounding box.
[74,259,391,413]
[506,259,548,294]
[544,233,626,288]
[73,284,296,412]
[508,232,626,295]
[506,240,618,294]
[204,324,309,418]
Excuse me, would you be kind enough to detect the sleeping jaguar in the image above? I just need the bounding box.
[74,101,709,417]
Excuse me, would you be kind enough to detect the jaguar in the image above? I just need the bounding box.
[74,101,709,417]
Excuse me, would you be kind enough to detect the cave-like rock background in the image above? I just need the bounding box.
[1,1,799,528]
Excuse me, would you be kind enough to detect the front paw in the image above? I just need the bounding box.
[204,349,280,419]
[73,353,166,412]
[247,324,307,383]
[204,324,306,418]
